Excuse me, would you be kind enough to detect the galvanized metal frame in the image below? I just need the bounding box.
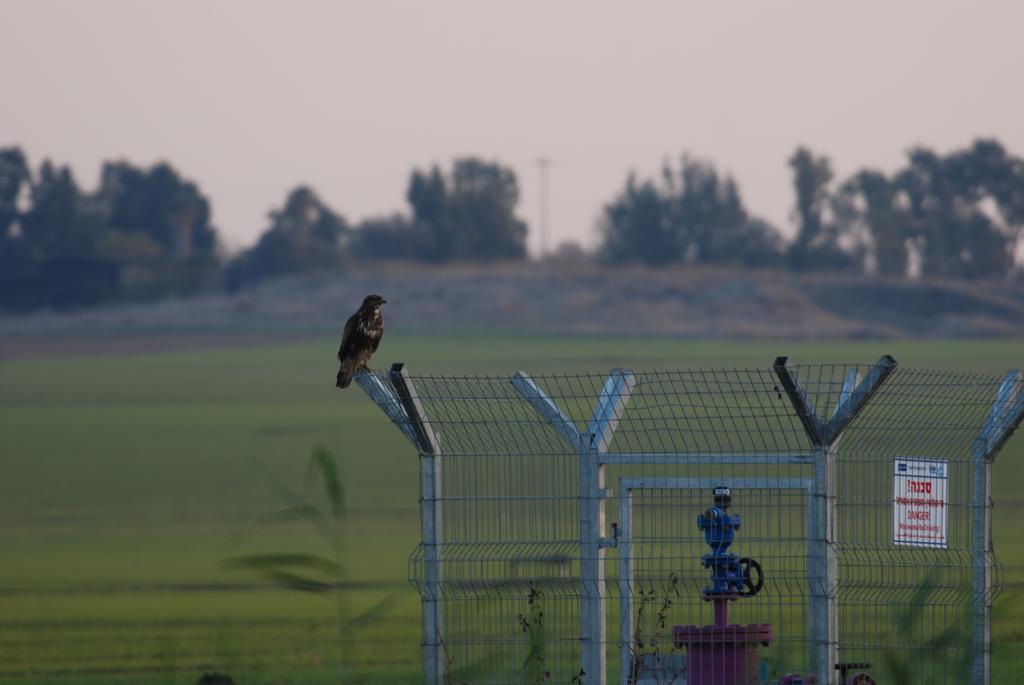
[354,355,1024,685]
[514,359,899,685]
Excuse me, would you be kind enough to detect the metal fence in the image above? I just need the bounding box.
[355,356,1024,685]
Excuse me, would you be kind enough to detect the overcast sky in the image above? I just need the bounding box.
[4,1,1023,254]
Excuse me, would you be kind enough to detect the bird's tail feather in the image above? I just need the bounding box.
[336,359,357,389]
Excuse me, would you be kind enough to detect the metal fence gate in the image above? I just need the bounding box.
[355,356,1024,685]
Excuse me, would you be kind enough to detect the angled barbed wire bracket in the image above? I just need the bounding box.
[976,370,1024,462]
[389,363,441,456]
[774,355,897,447]
[353,369,420,447]
[823,355,898,446]
[827,368,860,432]
[511,371,586,452]
[588,369,637,453]
[835,368,860,414]
[774,356,826,445]
[511,369,637,453]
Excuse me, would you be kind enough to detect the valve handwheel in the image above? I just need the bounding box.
[737,557,764,596]
[836,662,876,685]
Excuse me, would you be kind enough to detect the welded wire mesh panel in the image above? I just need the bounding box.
[388,373,583,683]
[597,369,811,456]
[827,367,1011,684]
[359,362,1022,685]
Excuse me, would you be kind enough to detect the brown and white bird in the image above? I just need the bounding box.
[335,294,386,388]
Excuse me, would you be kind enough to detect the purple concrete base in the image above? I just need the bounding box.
[672,623,773,685]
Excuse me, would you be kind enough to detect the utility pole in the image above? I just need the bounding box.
[536,157,551,258]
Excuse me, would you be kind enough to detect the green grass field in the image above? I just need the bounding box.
[1,333,1023,684]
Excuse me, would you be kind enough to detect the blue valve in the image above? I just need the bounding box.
[697,487,763,597]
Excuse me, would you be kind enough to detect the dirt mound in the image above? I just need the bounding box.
[1,263,1022,356]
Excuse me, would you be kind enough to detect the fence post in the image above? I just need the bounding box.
[972,371,1024,685]
[390,364,444,685]
[774,355,895,685]
[774,358,835,684]
[619,485,634,685]
[970,451,992,685]
[589,370,635,685]
[811,443,837,685]
[588,369,635,685]
[580,442,603,685]
[513,369,633,685]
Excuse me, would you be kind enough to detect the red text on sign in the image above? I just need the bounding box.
[907,480,932,494]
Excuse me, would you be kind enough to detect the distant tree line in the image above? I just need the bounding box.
[599,140,1024,280]
[0,148,219,310]
[789,141,1024,279]
[1,139,1021,311]
[598,156,784,268]
[226,158,527,290]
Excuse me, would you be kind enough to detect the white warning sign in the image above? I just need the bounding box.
[893,458,948,548]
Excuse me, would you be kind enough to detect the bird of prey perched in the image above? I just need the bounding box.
[336,294,386,388]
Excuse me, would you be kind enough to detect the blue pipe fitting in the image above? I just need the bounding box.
[697,487,747,596]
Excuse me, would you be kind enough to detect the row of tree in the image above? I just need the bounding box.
[225,158,527,289]
[600,140,1024,280]
[0,149,529,307]
[789,141,1024,279]
[0,148,219,309]
[1,140,1022,310]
